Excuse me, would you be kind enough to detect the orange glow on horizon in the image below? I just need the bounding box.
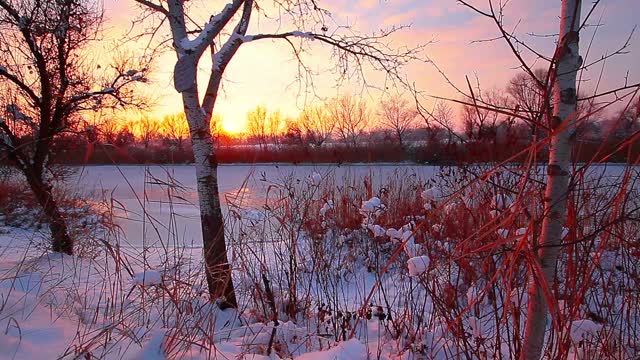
[220,118,246,135]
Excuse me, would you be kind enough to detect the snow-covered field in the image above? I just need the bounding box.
[1,163,638,359]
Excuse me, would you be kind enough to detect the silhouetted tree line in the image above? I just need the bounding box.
[2,76,638,166]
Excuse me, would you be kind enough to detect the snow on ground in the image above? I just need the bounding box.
[0,242,408,359]
[0,164,638,359]
[0,165,441,359]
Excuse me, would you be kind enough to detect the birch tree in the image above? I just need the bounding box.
[134,0,420,307]
[0,0,148,254]
[446,0,592,357]
[507,69,548,139]
[521,1,582,358]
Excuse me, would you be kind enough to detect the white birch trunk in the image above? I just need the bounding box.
[520,1,582,358]
[183,89,237,308]
[152,0,244,308]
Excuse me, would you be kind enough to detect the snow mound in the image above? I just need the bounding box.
[401,230,421,257]
[310,172,322,185]
[133,270,162,286]
[367,224,386,237]
[386,228,402,240]
[496,228,509,238]
[320,200,334,217]
[569,319,603,343]
[515,228,528,237]
[296,339,367,360]
[407,256,430,277]
[421,187,443,202]
[361,197,383,213]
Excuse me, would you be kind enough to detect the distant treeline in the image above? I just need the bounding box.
[2,133,634,166]
[2,83,638,166]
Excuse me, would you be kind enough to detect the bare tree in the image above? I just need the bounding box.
[283,118,304,145]
[0,0,147,254]
[98,116,121,145]
[606,96,640,140]
[267,110,283,145]
[329,95,369,147]
[507,69,548,139]
[298,104,334,147]
[431,100,455,145]
[247,105,268,149]
[378,94,417,148]
[461,89,511,142]
[134,0,420,307]
[133,115,160,149]
[161,113,190,150]
[210,113,225,146]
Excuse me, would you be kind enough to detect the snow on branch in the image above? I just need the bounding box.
[213,33,252,71]
[201,0,253,111]
[66,68,149,111]
[290,31,314,40]
[180,15,223,51]
[174,0,244,55]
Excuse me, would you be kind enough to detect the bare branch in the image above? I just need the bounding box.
[0,66,40,104]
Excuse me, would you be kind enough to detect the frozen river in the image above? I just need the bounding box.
[70,164,440,249]
[67,163,635,250]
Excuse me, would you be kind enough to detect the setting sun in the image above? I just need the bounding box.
[220,118,247,135]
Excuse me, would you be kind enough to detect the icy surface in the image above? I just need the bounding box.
[421,186,443,201]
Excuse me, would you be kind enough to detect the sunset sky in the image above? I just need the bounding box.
[103,0,640,134]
